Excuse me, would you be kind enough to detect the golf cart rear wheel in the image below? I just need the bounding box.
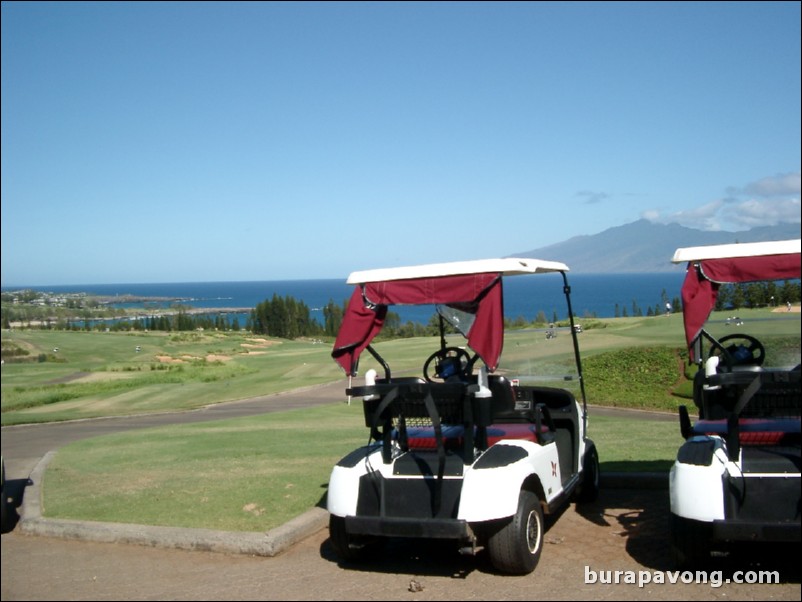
[328,515,385,563]
[487,490,544,575]
[1,458,9,534]
[576,445,600,503]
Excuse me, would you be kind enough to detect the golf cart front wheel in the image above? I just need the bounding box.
[487,490,544,575]
[670,513,712,569]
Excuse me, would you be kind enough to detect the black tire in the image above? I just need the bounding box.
[576,445,600,503]
[670,513,712,569]
[487,490,544,575]
[328,515,384,563]
[1,458,10,534]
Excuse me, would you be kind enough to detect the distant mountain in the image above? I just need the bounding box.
[512,220,801,273]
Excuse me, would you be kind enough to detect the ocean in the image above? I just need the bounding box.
[3,272,688,324]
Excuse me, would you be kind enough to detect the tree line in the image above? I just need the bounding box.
[714,280,800,311]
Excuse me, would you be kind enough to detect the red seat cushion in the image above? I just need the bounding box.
[405,422,549,450]
[693,418,800,445]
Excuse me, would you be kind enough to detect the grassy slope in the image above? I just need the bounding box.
[3,313,692,424]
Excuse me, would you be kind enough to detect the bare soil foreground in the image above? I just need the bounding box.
[2,486,799,601]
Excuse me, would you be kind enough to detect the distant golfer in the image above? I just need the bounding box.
[665,302,672,316]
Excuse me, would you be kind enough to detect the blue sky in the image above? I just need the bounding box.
[2,1,800,286]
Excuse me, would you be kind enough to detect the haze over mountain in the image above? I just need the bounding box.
[513,220,801,273]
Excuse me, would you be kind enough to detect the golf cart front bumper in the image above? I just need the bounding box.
[672,514,801,545]
[344,515,474,540]
[712,518,801,542]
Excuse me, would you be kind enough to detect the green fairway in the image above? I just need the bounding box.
[3,307,798,532]
[1,330,346,424]
[1,313,697,425]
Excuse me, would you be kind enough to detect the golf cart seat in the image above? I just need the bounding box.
[354,377,557,463]
[691,418,801,447]
[681,368,801,464]
[694,368,801,420]
[404,422,554,452]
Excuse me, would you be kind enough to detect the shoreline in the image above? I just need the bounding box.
[7,307,254,329]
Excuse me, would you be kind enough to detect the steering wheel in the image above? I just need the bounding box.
[423,347,473,382]
[710,334,766,368]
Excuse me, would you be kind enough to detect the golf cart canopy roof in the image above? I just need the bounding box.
[346,257,570,284]
[332,258,570,376]
[672,239,801,355]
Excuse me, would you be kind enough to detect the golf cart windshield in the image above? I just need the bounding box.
[436,304,475,337]
[672,239,801,363]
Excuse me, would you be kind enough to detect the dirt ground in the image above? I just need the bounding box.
[2,487,799,601]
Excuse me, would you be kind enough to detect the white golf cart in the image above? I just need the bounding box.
[326,258,598,575]
[669,239,801,567]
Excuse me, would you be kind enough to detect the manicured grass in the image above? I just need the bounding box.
[43,402,678,531]
[44,402,368,532]
[589,414,678,472]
